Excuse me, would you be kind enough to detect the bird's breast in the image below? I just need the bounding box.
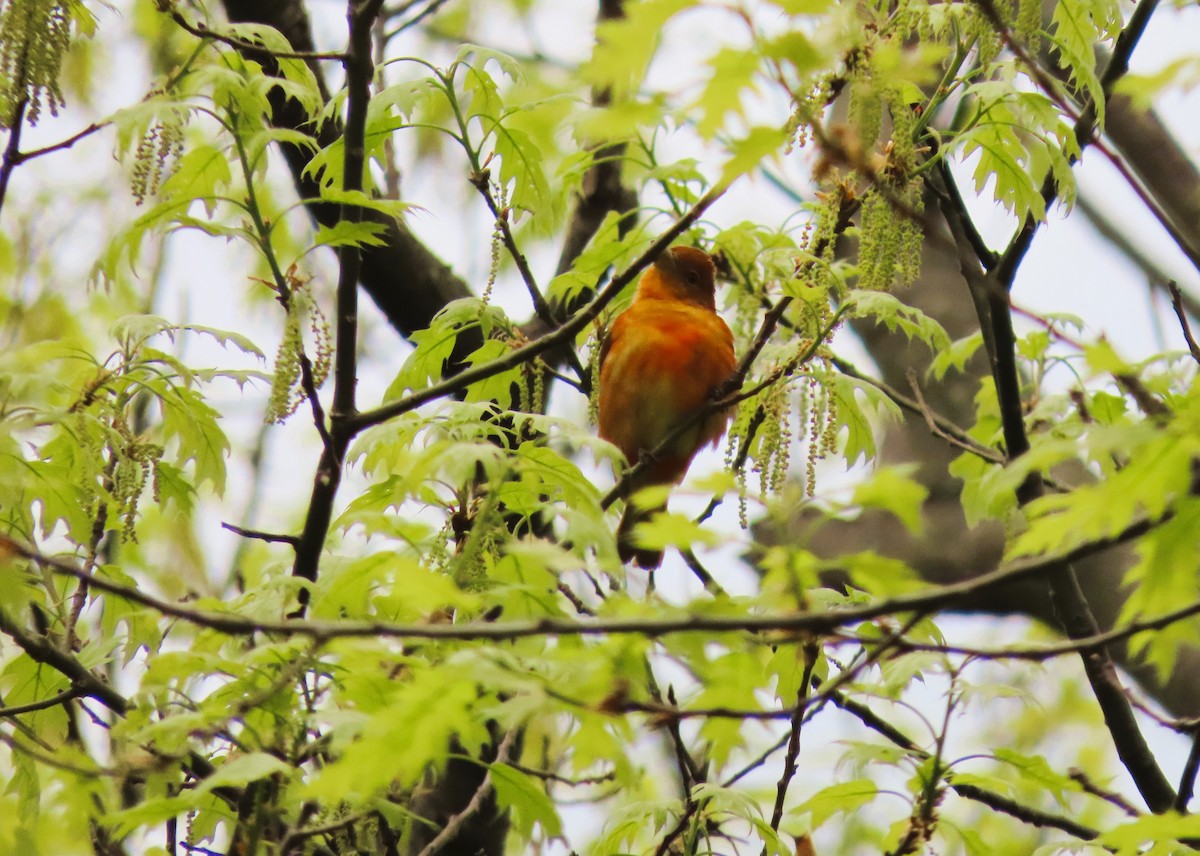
[597,300,736,480]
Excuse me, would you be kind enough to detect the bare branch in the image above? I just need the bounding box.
[0,96,29,220]
[3,509,1163,644]
[222,521,300,547]
[168,9,347,61]
[290,0,388,612]
[0,688,79,718]
[1168,282,1200,365]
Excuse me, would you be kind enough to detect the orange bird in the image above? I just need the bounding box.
[598,245,737,568]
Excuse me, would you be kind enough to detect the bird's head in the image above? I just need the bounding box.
[641,245,718,310]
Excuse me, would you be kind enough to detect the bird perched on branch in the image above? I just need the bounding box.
[598,245,737,568]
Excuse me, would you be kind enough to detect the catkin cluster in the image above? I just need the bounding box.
[72,407,163,545]
[265,281,332,424]
[110,417,164,542]
[130,117,185,205]
[0,0,77,127]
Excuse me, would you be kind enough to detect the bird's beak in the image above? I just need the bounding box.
[652,247,679,277]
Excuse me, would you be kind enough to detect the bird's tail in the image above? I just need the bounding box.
[616,499,666,569]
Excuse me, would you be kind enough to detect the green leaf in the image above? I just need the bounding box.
[851,291,951,352]
[181,325,265,359]
[104,795,200,838]
[930,333,984,380]
[719,125,786,186]
[991,748,1082,809]
[1048,0,1120,126]
[158,144,232,218]
[825,371,901,467]
[158,383,230,494]
[792,779,878,828]
[1099,812,1200,855]
[580,0,696,96]
[694,47,761,139]
[195,752,293,794]
[490,763,563,837]
[312,220,390,250]
[1121,498,1200,681]
[305,661,485,799]
[853,467,928,535]
[629,510,723,554]
[490,123,553,222]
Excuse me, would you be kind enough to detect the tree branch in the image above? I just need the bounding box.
[991,0,1161,286]
[934,31,1178,809]
[169,9,347,61]
[3,508,1161,642]
[0,96,29,220]
[218,0,476,352]
[289,0,386,612]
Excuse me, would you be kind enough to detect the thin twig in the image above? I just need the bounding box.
[905,368,998,460]
[471,175,589,383]
[1177,730,1200,813]
[679,549,727,597]
[5,121,103,164]
[0,688,79,717]
[222,522,300,547]
[504,761,615,787]
[768,647,818,833]
[1069,768,1140,817]
[830,694,1101,841]
[1,510,1163,643]
[382,0,454,40]
[0,607,127,715]
[833,597,1200,662]
[169,10,347,61]
[1168,281,1200,365]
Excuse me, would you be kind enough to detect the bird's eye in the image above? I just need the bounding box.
[686,271,701,286]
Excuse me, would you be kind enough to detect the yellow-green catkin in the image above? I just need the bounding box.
[265,282,330,424]
[0,0,74,127]
[1016,0,1042,52]
[724,401,758,530]
[800,187,846,295]
[970,3,1004,66]
[116,428,161,543]
[804,374,827,497]
[785,77,833,153]
[856,95,924,292]
[130,117,185,205]
[518,350,547,416]
[481,181,506,308]
[849,78,883,155]
[586,330,602,426]
[307,289,332,390]
[266,300,303,424]
[754,379,793,500]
